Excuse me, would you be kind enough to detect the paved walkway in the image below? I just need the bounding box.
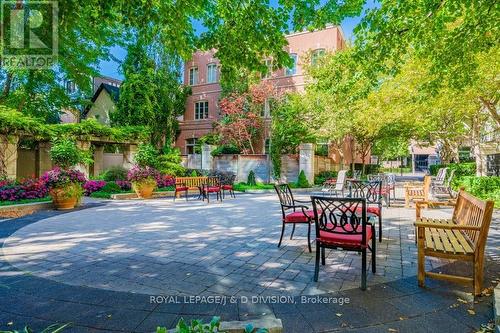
[0,194,498,332]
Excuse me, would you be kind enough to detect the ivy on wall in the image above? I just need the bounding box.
[0,106,149,142]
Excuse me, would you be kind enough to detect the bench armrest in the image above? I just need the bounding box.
[416,200,456,219]
[414,220,481,231]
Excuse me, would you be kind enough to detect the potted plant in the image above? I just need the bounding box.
[127,165,159,199]
[43,139,90,210]
[42,168,86,210]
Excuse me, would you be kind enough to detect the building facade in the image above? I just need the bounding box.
[176,25,347,155]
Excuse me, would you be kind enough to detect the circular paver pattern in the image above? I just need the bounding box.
[2,194,451,297]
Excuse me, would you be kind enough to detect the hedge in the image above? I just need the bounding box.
[429,162,476,178]
[455,176,500,207]
[0,107,149,142]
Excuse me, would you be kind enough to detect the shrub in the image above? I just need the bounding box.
[296,170,310,188]
[430,162,476,177]
[50,138,91,169]
[158,146,185,176]
[41,168,86,189]
[247,170,256,186]
[314,170,338,185]
[0,177,48,201]
[456,176,500,206]
[134,144,159,168]
[127,166,160,183]
[211,145,241,156]
[83,180,106,196]
[100,166,127,181]
[190,170,198,177]
[209,171,235,185]
[100,181,122,193]
[115,180,132,191]
[156,174,175,188]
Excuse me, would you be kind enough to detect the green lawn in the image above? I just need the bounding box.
[0,197,52,206]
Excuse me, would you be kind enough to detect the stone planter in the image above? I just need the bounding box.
[49,188,78,210]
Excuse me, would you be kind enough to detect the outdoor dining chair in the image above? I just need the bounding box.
[348,180,384,242]
[312,170,348,197]
[274,183,314,252]
[201,176,222,203]
[311,196,376,290]
[221,174,236,199]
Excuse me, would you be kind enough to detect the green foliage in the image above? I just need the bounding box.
[158,146,186,176]
[90,191,113,199]
[0,323,69,333]
[233,182,275,192]
[100,182,122,193]
[0,108,149,142]
[314,171,338,185]
[211,145,242,156]
[296,170,310,188]
[247,170,257,186]
[49,138,90,169]
[429,163,476,178]
[244,323,269,333]
[315,144,329,157]
[134,144,160,168]
[190,170,198,177]
[157,316,220,333]
[456,176,500,207]
[100,166,128,181]
[271,94,318,177]
[112,39,190,148]
[0,197,51,206]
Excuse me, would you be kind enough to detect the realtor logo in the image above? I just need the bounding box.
[1,1,58,69]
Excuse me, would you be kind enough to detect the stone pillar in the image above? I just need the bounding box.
[93,145,104,177]
[75,140,91,177]
[0,135,19,179]
[37,142,52,176]
[201,144,214,171]
[122,144,138,170]
[299,143,315,185]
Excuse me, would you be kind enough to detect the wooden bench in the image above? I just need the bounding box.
[404,175,431,208]
[414,189,494,295]
[174,176,220,200]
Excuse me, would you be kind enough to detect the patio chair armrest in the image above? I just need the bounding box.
[414,220,481,231]
[295,199,311,204]
[282,204,309,211]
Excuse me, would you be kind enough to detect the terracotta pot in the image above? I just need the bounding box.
[134,182,155,199]
[50,188,77,210]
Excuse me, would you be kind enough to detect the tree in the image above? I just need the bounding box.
[111,40,191,148]
[355,0,499,126]
[0,1,366,120]
[215,82,278,154]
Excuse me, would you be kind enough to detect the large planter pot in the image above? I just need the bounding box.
[133,181,156,199]
[49,188,78,210]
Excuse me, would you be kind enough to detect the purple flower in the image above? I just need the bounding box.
[115,180,131,191]
[83,180,106,196]
[41,167,87,190]
[127,166,160,183]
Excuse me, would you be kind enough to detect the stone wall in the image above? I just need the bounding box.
[103,153,124,170]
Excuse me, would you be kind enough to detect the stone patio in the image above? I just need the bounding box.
[0,193,498,332]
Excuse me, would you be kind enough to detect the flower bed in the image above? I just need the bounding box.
[0,177,49,202]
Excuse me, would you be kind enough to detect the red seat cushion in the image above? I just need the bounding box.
[206,186,220,192]
[318,224,373,247]
[222,185,233,190]
[366,206,381,216]
[176,186,189,191]
[284,210,316,223]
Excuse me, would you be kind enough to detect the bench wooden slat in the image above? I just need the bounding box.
[416,189,495,295]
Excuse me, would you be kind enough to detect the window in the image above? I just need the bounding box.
[66,81,77,93]
[311,49,325,66]
[285,54,298,76]
[263,59,273,79]
[207,63,217,83]
[195,101,209,120]
[186,138,198,155]
[265,138,271,154]
[189,67,198,85]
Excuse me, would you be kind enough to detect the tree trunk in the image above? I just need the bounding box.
[471,119,483,176]
[1,72,13,101]
[479,96,500,127]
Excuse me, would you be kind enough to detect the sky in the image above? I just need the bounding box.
[97,1,376,80]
